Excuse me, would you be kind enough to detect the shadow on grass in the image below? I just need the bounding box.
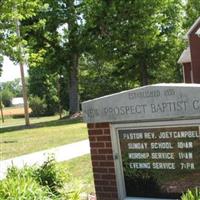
[0,117,83,134]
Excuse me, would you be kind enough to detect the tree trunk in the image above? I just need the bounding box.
[19,61,30,126]
[69,53,79,115]
[67,0,80,116]
[16,19,30,126]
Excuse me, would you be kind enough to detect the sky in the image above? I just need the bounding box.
[1,56,28,82]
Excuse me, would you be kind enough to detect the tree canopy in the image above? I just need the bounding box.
[185,0,200,29]
[0,0,198,115]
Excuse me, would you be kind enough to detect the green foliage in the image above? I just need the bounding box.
[29,96,47,117]
[1,79,23,97]
[25,0,186,105]
[181,188,200,200]
[35,156,69,194]
[28,66,59,116]
[0,169,52,200]
[0,157,79,200]
[185,0,200,29]
[24,0,83,114]
[0,88,14,107]
[0,79,24,107]
[84,0,184,87]
[0,101,4,109]
[79,54,135,101]
[0,0,45,62]
[0,0,189,110]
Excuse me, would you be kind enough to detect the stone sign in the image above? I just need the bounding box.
[82,84,200,123]
[82,84,200,200]
[118,126,200,199]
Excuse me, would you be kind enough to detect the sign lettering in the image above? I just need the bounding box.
[118,126,200,198]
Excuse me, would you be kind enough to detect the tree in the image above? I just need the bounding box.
[185,0,200,29]
[23,0,88,115]
[0,79,23,108]
[21,0,65,116]
[0,88,14,107]
[29,96,47,117]
[28,66,59,116]
[65,0,81,115]
[0,0,186,115]
[0,0,43,125]
[79,53,132,101]
[1,79,23,97]
[83,0,184,88]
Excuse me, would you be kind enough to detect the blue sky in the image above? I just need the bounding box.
[1,56,28,82]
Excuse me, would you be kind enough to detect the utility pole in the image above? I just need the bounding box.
[15,19,30,126]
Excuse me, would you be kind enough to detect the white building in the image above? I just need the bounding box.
[11,97,24,107]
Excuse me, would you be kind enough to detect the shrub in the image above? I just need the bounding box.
[181,188,200,200]
[35,156,70,194]
[0,173,51,200]
[29,96,47,117]
[6,165,36,179]
[0,89,14,107]
[0,157,80,200]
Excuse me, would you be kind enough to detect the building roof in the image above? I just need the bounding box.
[196,28,200,36]
[185,16,200,38]
[177,47,191,64]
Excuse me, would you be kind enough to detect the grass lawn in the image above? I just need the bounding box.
[2,115,60,127]
[59,154,95,194]
[0,116,88,160]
